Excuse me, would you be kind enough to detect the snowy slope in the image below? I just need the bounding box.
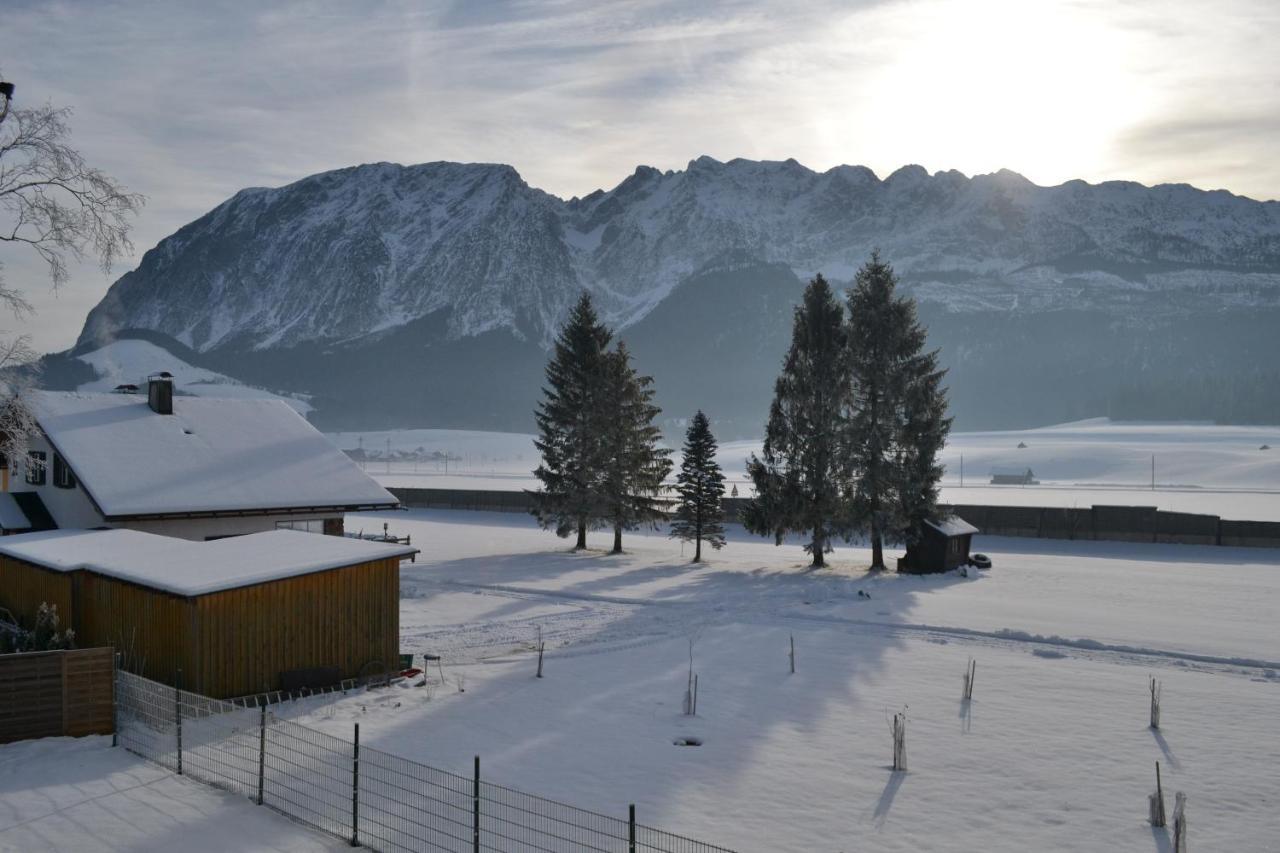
[73,338,312,413]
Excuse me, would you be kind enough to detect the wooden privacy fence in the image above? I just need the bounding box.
[389,487,1280,549]
[0,647,114,744]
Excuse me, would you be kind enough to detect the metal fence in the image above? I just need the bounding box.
[116,670,735,853]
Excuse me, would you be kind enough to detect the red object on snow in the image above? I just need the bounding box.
[400,667,423,679]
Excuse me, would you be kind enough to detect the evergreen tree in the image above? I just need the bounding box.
[670,410,726,562]
[598,342,672,553]
[530,293,612,549]
[742,275,851,567]
[844,252,950,569]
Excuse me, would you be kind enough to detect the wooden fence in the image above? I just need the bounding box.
[0,647,115,744]
[388,488,1280,549]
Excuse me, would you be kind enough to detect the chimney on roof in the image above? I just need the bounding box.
[147,372,173,415]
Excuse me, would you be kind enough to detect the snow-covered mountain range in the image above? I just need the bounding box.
[68,158,1280,433]
[81,157,1280,352]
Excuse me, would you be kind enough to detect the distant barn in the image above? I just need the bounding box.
[990,467,1038,485]
[898,517,978,574]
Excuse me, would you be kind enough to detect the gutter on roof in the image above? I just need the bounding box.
[101,502,400,523]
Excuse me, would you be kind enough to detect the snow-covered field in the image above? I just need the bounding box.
[0,736,343,852]
[330,419,1280,520]
[259,508,1280,852]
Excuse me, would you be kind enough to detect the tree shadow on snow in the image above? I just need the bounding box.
[1150,728,1181,770]
[872,771,906,828]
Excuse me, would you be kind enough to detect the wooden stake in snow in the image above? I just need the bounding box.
[1172,792,1187,853]
[1150,677,1162,729]
[1149,761,1167,827]
[535,626,545,678]
[789,634,796,674]
[962,658,977,702]
[891,710,907,772]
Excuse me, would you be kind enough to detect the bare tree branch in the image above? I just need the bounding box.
[0,103,145,293]
[0,97,144,463]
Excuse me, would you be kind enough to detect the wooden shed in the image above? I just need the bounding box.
[897,516,979,574]
[0,528,415,698]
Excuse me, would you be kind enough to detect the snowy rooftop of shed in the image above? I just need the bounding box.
[33,391,396,517]
[0,528,416,596]
[925,516,979,537]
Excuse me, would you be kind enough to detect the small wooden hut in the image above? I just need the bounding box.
[897,516,979,574]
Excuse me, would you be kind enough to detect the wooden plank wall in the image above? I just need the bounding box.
[0,647,114,744]
[0,555,74,625]
[74,572,194,689]
[192,556,400,698]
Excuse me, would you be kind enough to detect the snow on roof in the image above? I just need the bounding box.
[925,516,979,537]
[33,391,397,517]
[0,492,32,531]
[0,528,417,596]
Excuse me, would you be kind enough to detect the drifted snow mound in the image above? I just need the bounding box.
[72,338,312,414]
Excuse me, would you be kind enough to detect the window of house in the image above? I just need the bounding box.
[52,453,76,489]
[276,519,325,534]
[25,451,46,486]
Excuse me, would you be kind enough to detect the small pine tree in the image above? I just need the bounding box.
[598,342,672,554]
[530,293,613,549]
[671,410,726,562]
[743,275,851,567]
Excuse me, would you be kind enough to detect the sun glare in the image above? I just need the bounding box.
[860,0,1146,184]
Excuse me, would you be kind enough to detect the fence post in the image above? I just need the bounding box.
[350,723,360,847]
[111,652,120,748]
[257,705,266,806]
[629,803,636,853]
[175,668,182,776]
[473,755,480,853]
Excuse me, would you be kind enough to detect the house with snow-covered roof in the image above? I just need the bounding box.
[2,374,398,540]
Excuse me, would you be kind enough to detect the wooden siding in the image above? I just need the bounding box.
[0,554,74,626]
[74,571,196,689]
[0,552,399,700]
[192,556,400,698]
[0,647,114,743]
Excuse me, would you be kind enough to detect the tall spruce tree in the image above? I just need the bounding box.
[598,341,672,554]
[743,275,851,568]
[670,410,726,562]
[530,293,612,549]
[844,252,951,569]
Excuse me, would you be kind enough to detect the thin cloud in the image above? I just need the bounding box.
[2,0,1277,352]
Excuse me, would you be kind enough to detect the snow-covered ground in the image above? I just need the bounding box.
[263,509,1280,852]
[72,339,313,414]
[332,418,1280,520]
[0,736,343,852]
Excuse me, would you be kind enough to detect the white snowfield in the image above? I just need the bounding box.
[258,509,1279,852]
[336,418,1280,520]
[0,736,344,852]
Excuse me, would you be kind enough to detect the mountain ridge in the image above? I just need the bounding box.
[70,156,1280,432]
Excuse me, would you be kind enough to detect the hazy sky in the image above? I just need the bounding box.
[4,0,1279,352]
